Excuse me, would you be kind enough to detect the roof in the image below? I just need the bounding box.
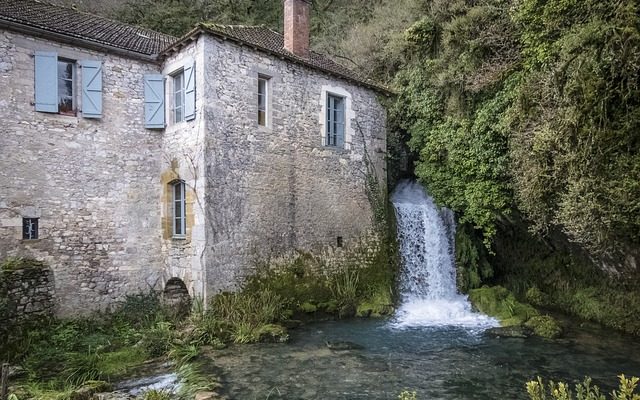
[0,0,390,93]
[166,23,391,94]
[0,0,176,57]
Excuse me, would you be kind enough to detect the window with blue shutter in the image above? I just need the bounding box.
[34,51,58,113]
[326,94,345,148]
[144,74,165,129]
[183,60,195,121]
[81,60,102,118]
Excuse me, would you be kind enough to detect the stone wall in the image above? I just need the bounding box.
[201,35,388,293]
[0,30,165,316]
[159,37,209,302]
[0,26,389,314]
[0,260,55,325]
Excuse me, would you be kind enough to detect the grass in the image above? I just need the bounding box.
[4,293,180,400]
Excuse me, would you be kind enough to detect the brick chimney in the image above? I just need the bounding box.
[284,0,311,58]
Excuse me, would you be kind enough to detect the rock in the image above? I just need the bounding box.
[7,365,26,379]
[257,324,289,343]
[485,326,533,338]
[69,381,112,400]
[195,391,218,400]
[524,315,563,339]
[326,340,364,351]
[338,304,356,319]
[93,392,131,400]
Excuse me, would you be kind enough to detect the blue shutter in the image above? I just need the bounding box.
[144,74,165,129]
[34,51,58,113]
[81,60,102,118]
[184,60,195,121]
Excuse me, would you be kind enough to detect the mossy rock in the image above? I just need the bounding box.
[356,301,394,318]
[338,304,357,319]
[468,285,538,326]
[318,300,338,313]
[299,302,317,313]
[485,326,533,338]
[70,380,112,400]
[256,324,289,343]
[524,315,563,339]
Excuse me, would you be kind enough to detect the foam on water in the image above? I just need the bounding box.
[390,181,497,329]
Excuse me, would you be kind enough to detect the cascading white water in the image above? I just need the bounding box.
[391,181,497,329]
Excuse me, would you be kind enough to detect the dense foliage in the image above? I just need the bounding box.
[381,0,640,263]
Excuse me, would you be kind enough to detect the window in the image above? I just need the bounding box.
[172,181,186,238]
[173,71,185,124]
[258,76,270,126]
[326,94,345,147]
[57,59,75,114]
[35,52,103,118]
[22,218,39,240]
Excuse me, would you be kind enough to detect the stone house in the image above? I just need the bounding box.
[0,0,389,316]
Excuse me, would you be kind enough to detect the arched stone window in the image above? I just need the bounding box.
[170,180,186,238]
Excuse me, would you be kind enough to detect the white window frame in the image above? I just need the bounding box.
[257,75,270,127]
[326,93,345,147]
[319,86,354,150]
[57,58,76,115]
[172,180,186,238]
[172,70,185,124]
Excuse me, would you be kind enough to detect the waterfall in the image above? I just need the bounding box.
[391,181,497,329]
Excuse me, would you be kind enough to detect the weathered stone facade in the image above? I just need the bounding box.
[0,261,55,324]
[199,35,387,295]
[0,4,388,315]
[0,30,165,315]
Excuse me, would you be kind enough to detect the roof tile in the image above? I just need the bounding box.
[0,0,176,56]
[193,24,390,93]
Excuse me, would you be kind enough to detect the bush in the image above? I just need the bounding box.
[526,375,639,400]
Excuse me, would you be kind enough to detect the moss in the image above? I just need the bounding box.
[299,302,317,313]
[255,323,289,343]
[1,257,46,272]
[491,216,640,336]
[318,300,338,313]
[468,286,538,326]
[356,289,394,318]
[525,315,562,339]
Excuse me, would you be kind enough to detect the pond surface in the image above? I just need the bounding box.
[210,318,640,400]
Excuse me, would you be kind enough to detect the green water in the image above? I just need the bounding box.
[209,318,640,399]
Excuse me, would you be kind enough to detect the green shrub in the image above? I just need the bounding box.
[330,269,361,309]
[399,390,418,400]
[526,287,548,307]
[201,289,287,344]
[526,375,639,400]
[110,292,168,329]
